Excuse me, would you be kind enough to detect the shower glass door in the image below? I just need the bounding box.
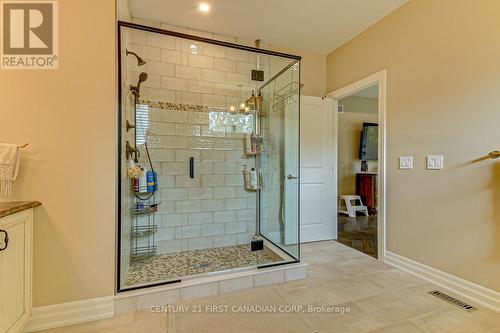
[258,61,300,261]
[118,22,300,291]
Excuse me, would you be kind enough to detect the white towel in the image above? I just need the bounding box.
[0,143,20,196]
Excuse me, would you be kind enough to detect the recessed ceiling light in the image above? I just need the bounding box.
[198,3,210,13]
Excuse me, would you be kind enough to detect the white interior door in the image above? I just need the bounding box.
[300,96,336,242]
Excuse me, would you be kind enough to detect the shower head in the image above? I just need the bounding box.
[126,49,146,66]
[130,72,148,97]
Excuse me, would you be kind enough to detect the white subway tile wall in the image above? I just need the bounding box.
[126,29,273,253]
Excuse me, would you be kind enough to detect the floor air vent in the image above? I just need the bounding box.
[428,290,477,311]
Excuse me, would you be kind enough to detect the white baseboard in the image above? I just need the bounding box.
[23,296,114,332]
[385,251,500,313]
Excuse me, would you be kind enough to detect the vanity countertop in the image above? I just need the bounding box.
[0,201,41,219]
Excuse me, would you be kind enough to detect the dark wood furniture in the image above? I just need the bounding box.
[356,172,378,215]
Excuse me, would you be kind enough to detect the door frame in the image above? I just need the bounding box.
[326,70,387,261]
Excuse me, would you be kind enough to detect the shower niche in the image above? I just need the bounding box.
[118,21,301,292]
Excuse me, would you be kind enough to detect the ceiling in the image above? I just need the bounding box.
[128,0,408,54]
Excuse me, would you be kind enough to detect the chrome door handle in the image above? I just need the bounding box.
[287,175,298,180]
[189,157,195,179]
[0,229,8,252]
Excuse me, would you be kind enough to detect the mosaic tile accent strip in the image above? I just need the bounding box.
[139,99,258,115]
[126,244,282,286]
[140,99,208,112]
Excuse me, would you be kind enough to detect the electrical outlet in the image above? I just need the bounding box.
[399,156,413,169]
[427,155,444,170]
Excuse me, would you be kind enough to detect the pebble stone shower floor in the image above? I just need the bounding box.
[126,244,282,286]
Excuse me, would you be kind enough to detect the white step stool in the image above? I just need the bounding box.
[339,195,369,217]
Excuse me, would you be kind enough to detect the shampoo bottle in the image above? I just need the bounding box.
[250,168,258,189]
[248,91,256,109]
[133,178,139,192]
[146,170,157,193]
[251,133,258,154]
[127,159,135,178]
[243,165,252,190]
[138,167,147,193]
[245,133,252,155]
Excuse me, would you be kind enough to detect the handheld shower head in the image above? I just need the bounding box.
[130,72,148,98]
[138,72,148,84]
[126,49,146,66]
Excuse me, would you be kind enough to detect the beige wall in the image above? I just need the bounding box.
[327,0,500,291]
[117,0,131,20]
[270,45,326,97]
[341,95,378,114]
[0,0,116,306]
[338,112,378,196]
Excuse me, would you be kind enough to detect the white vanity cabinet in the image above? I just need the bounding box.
[0,207,35,333]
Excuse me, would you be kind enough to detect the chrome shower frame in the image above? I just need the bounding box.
[117,20,301,293]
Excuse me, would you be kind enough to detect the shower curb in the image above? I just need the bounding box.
[115,262,308,313]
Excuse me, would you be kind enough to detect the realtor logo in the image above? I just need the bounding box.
[1,1,58,69]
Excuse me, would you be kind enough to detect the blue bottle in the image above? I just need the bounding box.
[146,170,158,193]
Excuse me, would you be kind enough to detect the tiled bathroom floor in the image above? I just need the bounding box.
[126,244,282,286]
[39,241,500,333]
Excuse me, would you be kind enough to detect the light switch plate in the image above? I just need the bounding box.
[427,155,444,169]
[399,156,413,169]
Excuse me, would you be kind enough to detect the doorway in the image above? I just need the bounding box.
[328,70,387,261]
[337,85,379,257]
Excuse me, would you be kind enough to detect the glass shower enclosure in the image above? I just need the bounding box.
[117,21,301,291]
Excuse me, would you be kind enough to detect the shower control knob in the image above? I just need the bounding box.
[287,175,298,180]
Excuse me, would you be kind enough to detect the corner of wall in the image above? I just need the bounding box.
[117,0,132,21]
